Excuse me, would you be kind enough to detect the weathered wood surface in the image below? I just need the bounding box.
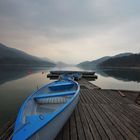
[78,79,101,90]
[0,119,14,140]
[50,71,95,75]
[55,80,140,140]
[47,71,97,80]
[47,74,98,80]
[136,93,140,105]
[110,89,140,105]
[1,79,140,140]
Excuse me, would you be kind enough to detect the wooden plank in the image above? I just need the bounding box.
[47,74,97,80]
[99,104,132,140]
[82,104,101,140]
[118,90,126,97]
[78,79,100,89]
[79,93,85,104]
[69,113,78,140]
[97,90,140,121]
[88,92,126,140]
[55,129,63,140]
[78,103,93,140]
[89,104,117,140]
[102,90,127,105]
[74,106,86,140]
[81,90,94,104]
[93,89,140,135]
[47,71,98,81]
[92,104,125,140]
[85,105,109,140]
[110,103,140,138]
[0,120,14,140]
[50,71,95,75]
[101,104,139,140]
[2,80,140,140]
[89,89,109,104]
[104,90,140,119]
[86,89,107,104]
[112,103,140,129]
[135,93,140,105]
[62,120,70,140]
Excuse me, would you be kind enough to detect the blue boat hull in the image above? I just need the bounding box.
[30,94,79,140]
[12,78,80,140]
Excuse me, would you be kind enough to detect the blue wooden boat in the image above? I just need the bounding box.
[12,77,80,140]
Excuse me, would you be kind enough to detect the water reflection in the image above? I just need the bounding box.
[0,66,53,127]
[80,66,140,83]
[96,68,140,83]
[0,66,140,128]
[0,66,52,85]
[0,66,82,127]
[78,67,140,91]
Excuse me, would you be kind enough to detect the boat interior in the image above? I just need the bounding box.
[21,80,78,125]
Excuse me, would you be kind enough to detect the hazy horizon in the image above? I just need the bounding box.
[0,0,140,64]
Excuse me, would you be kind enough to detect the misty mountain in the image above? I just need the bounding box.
[41,57,55,64]
[77,53,133,69]
[77,57,109,69]
[113,53,132,58]
[100,53,140,68]
[0,43,55,67]
[56,61,73,67]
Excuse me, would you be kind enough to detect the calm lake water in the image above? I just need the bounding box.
[0,66,140,127]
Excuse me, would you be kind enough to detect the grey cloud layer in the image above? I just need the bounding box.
[0,0,140,63]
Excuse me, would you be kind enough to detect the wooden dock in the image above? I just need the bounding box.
[55,79,140,140]
[1,79,140,140]
[47,71,98,80]
[49,71,95,75]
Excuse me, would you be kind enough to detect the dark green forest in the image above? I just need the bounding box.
[100,54,140,68]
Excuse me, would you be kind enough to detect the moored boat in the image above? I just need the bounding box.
[12,76,80,140]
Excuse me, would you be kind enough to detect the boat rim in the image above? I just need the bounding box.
[13,79,80,139]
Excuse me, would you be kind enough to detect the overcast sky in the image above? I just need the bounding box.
[0,0,140,64]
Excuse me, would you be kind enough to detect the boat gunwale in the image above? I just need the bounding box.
[12,79,80,140]
[34,90,76,100]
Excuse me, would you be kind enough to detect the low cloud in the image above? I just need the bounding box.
[0,0,140,63]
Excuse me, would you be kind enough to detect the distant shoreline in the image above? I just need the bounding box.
[0,64,55,67]
[100,66,140,70]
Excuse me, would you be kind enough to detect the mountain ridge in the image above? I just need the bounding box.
[77,53,133,69]
[100,53,140,68]
[0,43,55,67]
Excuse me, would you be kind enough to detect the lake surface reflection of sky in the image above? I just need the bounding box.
[0,66,140,128]
[93,68,140,91]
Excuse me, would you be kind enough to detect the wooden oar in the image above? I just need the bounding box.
[118,90,126,97]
